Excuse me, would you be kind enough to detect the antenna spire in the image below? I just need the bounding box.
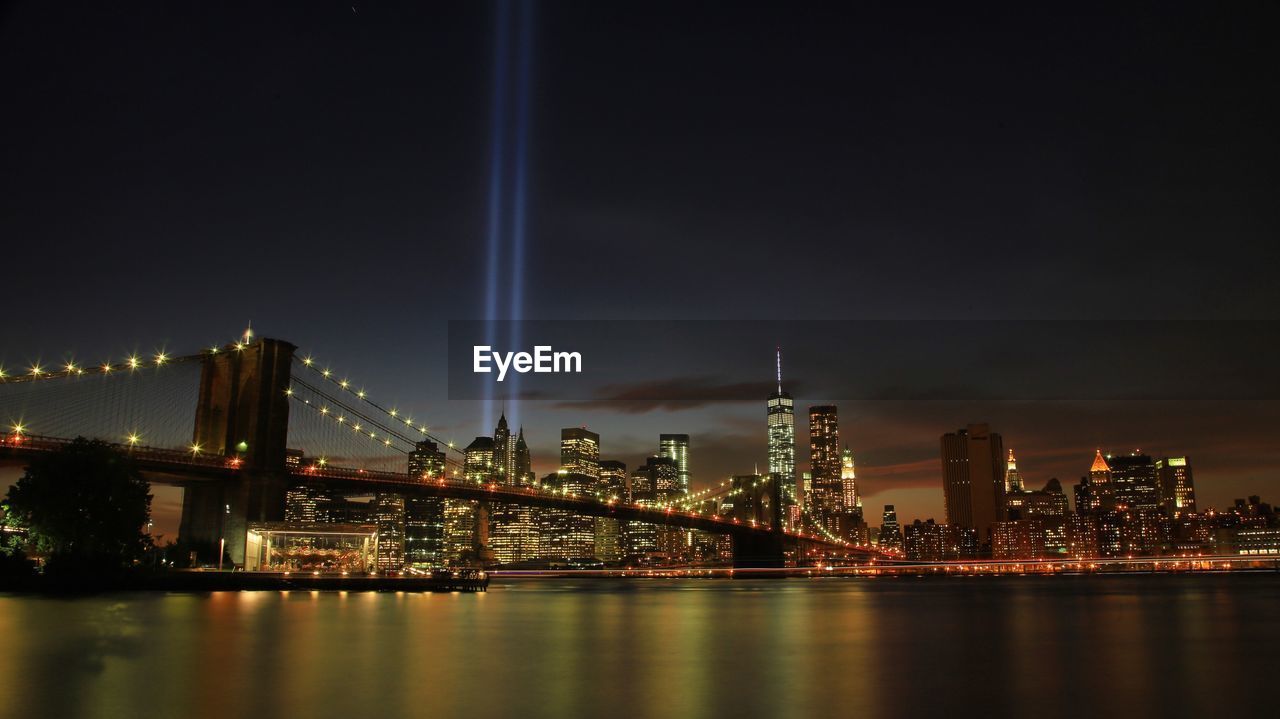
[775,346,783,394]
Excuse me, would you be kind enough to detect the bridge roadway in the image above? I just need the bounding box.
[1,434,874,557]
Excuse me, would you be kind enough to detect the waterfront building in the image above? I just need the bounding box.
[404,439,447,568]
[1066,513,1100,558]
[404,495,446,568]
[991,520,1044,560]
[1004,477,1070,554]
[624,466,659,561]
[940,423,1005,546]
[904,519,946,561]
[373,492,405,571]
[595,460,628,563]
[539,471,597,560]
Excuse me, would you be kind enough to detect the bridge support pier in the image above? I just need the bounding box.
[178,338,295,567]
[471,500,496,567]
[731,531,787,569]
[178,473,289,566]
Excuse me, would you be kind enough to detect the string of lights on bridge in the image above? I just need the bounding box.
[0,350,197,384]
[292,353,467,456]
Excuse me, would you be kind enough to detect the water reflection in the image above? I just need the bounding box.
[0,575,1277,719]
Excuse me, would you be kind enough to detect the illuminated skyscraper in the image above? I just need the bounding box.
[940,423,1005,546]
[493,411,515,484]
[405,439,446,568]
[624,457,681,561]
[807,405,843,528]
[463,436,496,483]
[404,495,446,569]
[840,446,862,519]
[1156,456,1196,517]
[595,460,628,563]
[659,434,691,495]
[373,492,405,571]
[767,349,797,525]
[1089,449,1112,505]
[491,421,538,564]
[444,436,495,564]
[1004,448,1024,493]
[561,427,600,479]
[513,427,532,485]
[539,471,596,560]
[409,439,447,480]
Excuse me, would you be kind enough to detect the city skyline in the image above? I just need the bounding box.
[4,335,1277,543]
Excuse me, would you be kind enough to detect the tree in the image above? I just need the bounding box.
[5,438,153,574]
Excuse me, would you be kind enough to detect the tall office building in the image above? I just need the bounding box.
[373,493,405,571]
[940,423,1005,545]
[285,484,333,523]
[404,495,446,569]
[539,471,597,560]
[1108,452,1160,513]
[599,460,629,501]
[1157,456,1196,517]
[492,412,516,484]
[513,427,533,485]
[659,434,691,495]
[878,505,903,551]
[546,428,601,562]
[808,405,843,528]
[595,460,628,563]
[1004,448,1025,493]
[403,441,446,566]
[444,436,496,564]
[408,439,447,481]
[561,427,601,479]
[463,436,496,483]
[1089,449,1112,505]
[490,420,538,564]
[767,349,797,526]
[840,446,862,520]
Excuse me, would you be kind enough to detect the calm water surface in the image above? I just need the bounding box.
[1,574,1277,719]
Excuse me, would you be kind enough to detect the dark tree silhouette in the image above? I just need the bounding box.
[5,438,153,575]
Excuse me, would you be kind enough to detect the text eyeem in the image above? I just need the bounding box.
[473,346,582,382]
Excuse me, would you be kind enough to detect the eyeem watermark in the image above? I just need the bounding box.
[473,345,582,382]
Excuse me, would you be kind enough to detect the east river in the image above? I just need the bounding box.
[1,574,1277,719]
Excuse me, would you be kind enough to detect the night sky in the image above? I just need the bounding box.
[3,2,1279,537]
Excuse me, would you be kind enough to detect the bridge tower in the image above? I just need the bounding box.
[731,472,787,568]
[179,337,295,566]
